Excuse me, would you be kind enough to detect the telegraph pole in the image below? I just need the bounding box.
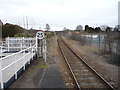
[26,16,28,30]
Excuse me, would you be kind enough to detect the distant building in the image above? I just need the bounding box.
[67,31,72,35]
[0,20,3,26]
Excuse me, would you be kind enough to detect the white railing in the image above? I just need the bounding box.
[0,45,37,89]
[0,46,2,58]
[5,37,36,52]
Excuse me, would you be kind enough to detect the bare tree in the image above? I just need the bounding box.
[105,27,113,53]
[76,25,83,30]
[45,24,50,31]
[26,16,29,30]
[63,27,67,31]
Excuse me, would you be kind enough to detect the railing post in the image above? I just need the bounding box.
[0,59,4,89]
[0,46,2,58]
[22,37,24,50]
[43,45,47,64]
[15,55,17,80]
[21,43,22,51]
[23,50,25,70]
[33,46,34,54]
[36,36,38,57]
[34,45,37,58]
[44,39,47,64]
[28,48,31,64]
[32,46,33,60]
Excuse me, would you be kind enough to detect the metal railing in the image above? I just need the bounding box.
[0,44,37,89]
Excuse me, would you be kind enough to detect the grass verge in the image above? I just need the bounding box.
[27,60,48,77]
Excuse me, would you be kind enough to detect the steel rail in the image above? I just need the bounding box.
[57,36,81,90]
[58,36,114,89]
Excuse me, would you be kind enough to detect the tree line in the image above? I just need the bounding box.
[64,25,119,33]
[1,23,31,38]
[84,25,119,33]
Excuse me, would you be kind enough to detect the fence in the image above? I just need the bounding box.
[5,37,36,52]
[0,44,37,89]
[0,36,48,89]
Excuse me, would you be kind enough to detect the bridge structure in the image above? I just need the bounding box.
[0,34,46,89]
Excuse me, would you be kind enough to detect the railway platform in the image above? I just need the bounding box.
[9,57,66,88]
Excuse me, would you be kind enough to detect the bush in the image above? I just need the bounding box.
[2,23,24,37]
[14,33,31,37]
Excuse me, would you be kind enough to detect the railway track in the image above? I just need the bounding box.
[57,36,114,89]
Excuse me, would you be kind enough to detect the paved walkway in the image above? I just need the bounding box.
[39,57,66,88]
[8,57,66,88]
[7,37,66,89]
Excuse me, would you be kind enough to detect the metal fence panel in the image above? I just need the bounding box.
[0,44,37,89]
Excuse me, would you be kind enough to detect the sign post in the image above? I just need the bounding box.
[36,31,45,40]
[36,31,47,64]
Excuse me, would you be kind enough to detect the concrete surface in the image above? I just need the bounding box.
[8,57,66,88]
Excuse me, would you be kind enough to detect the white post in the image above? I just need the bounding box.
[23,37,24,50]
[0,46,2,58]
[44,39,47,64]
[36,36,38,58]
[33,46,34,57]
[28,47,31,64]
[43,45,45,59]
[36,36,38,52]
[32,46,33,60]
[0,59,3,89]
[34,45,37,57]
[40,40,43,56]
[44,46,47,64]
[21,43,22,51]
[23,50,25,70]
[28,44,31,64]
[15,55,17,79]
[42,39,47,64]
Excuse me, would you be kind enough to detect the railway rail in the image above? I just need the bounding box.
[57,36,114,89]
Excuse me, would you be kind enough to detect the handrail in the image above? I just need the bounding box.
[0,45,36,61]
[0,37,37,89]
[2,51,31,71]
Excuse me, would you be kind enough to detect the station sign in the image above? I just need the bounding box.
[36,31,45,40]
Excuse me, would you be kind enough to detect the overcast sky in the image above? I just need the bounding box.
[0,0,119,31]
